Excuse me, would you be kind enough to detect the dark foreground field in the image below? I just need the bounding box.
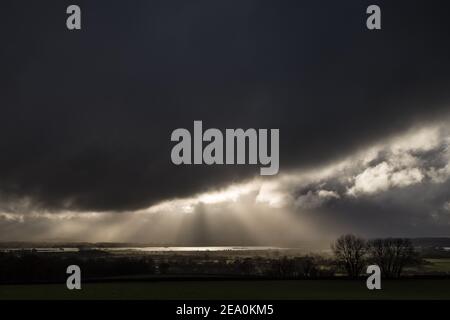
[1,279,449,300]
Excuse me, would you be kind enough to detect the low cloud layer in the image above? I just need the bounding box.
[1,121,449,243]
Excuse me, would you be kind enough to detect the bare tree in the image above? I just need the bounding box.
[332,234,367,279]
[367,238,417,278]
[268,256,296,278]
[294,256,318,279]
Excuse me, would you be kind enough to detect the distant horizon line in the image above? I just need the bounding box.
[1,236,450,245]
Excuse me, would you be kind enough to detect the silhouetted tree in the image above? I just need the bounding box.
[367,238,417,278]
[266,257,295,278]
[294,256,319,278]
[332,234,367,278]
[236,258,254,275]
[159,262,170,274]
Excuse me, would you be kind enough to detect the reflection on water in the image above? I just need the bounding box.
[0,246,288,253]
[111,246,285,252]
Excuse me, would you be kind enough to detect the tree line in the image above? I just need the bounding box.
[0,235,421,284]
[332,234,419,279]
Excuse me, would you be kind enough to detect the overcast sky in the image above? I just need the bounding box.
[1,0,450,245]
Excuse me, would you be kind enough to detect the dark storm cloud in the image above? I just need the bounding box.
[1,0,450,212]
[312,179,450,238]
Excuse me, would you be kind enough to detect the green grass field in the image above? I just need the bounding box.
[1,279,449,300]
[423,259,450,273]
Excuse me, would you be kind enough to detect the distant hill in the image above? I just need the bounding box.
[1,238,450,249]
[0,241,175,248]
[410,238,450,248]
